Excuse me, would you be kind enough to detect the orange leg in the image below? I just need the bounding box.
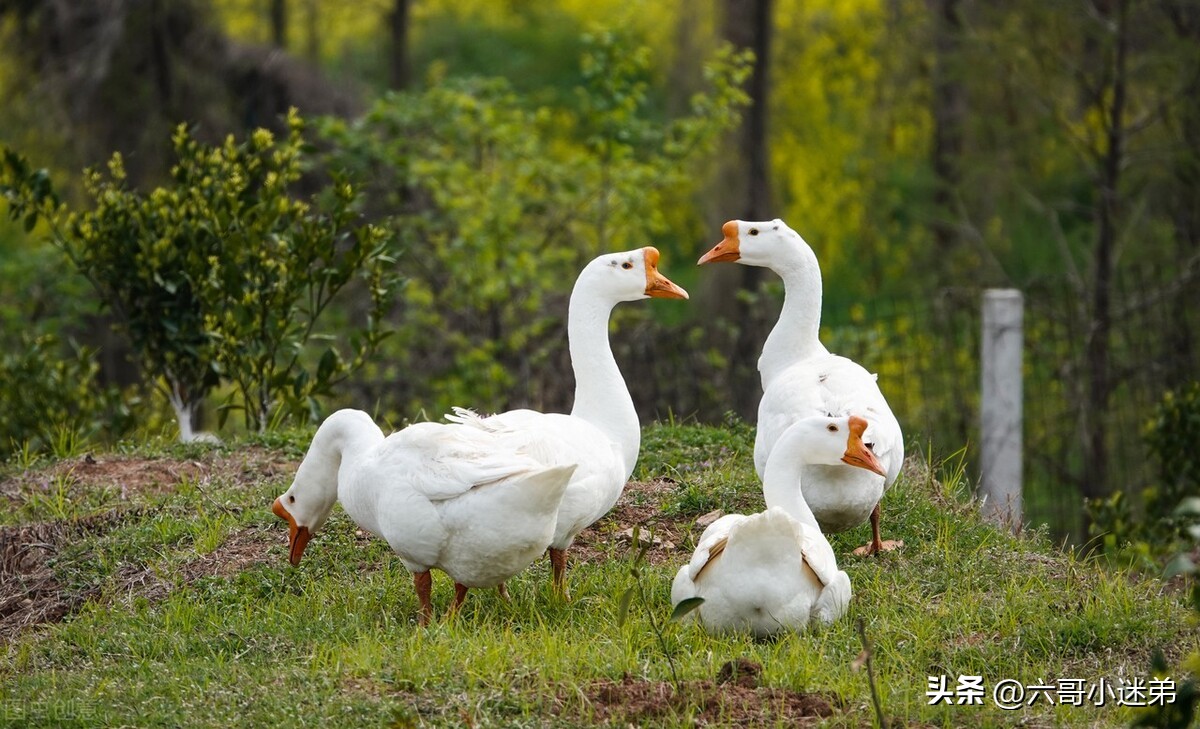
[496,582,510,602]
[448,582,469,617]
[549,547,570,600]
[852,503,904,557]
[414,570,434,626]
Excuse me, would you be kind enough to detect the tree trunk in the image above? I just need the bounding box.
[148,0,173,105]
[389,0,412,90]
[304,0,319,62]
[927,0,966,255]
[707,0,773,421]
[270,0,287,49]
[1164,1,1200,387]
[1080,0,1129,530]
[666,0,704,117]
[165,377,198,443]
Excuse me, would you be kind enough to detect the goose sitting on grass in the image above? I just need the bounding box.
[272,408,577,625]
[698,220,904,556]
[671,415,886,637]
[447,246,689,598]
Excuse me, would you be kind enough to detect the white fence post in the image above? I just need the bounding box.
[980,289,1023,531]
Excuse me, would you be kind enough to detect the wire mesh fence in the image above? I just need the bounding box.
[818,264,1199,543]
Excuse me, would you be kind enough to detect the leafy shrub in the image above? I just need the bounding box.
[320,33,750,418]
[1088,382,1200,564]
[1132,497,1200,728]
[2,111,401,439]
[0,334,132,460]
[1144,382,1200,522]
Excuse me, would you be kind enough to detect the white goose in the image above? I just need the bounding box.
[671,415,886,636]
[446,247,688,597]
[271,408,577,624]
[699,219,904,555]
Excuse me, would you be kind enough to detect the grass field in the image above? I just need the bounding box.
[1,421,1195,727]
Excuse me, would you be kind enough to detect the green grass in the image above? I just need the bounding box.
[0,423,1195,727]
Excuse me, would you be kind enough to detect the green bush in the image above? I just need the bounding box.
[2,110,401,439]
[1144,382,1200,522]
[320,33,750,418]
[1088,382,1200,564]
[0,333,132,460]
[1133,496,1200,728]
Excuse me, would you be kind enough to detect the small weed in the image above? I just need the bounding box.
[46,424,87,460]
[23,473,78,520]
[7,438,41,470]
[852,618,888,729]
[615,525,701,693]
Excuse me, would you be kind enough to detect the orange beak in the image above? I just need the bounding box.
[697,221,741,265]
[643,247,689,299]
[272,496,312,567]
[841,416,887,477]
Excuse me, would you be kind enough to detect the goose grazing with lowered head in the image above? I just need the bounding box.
[671,415,886,637]
[447,246,688,597]
[699,219,904,556]
[272,408,577,625]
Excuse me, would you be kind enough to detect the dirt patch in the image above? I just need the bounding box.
[183,525,278,580]
[554,669,837,727]
[1,509,278,643]
[112,525,279,604]
[0,447,295,642]
[572,479,690,566]
[346,660,840,727]
[0,447,295,503]
[0,510,132,642]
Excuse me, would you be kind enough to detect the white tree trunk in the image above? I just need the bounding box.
[165,379,220,444]
[166,385,197,443]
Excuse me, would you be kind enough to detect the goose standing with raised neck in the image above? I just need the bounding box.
[271,409,577,625]
[698,219,904,556]
[448,246,689,597]
[671,415,887,636]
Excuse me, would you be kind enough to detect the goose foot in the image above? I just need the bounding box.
[853,539,904,557]
[851,503,904,557]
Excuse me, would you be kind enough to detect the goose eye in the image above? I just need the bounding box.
[827,424,838,432]
[288,495,295,504]
[621,261,633,270]
[866,443,877,452]
[749,228,759,236]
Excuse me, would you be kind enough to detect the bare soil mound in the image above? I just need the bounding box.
[556,660,838,726]
[0,511,132,641]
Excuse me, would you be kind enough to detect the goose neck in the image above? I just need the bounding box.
[296,410,384,514]
[761,447,820,529]
[567,289,639,476]
[758,247,827,385]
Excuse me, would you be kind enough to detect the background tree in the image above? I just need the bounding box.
[927,0,967,258]
[390,0,412,90]
[702,0,775,420]
[270,0,287,48]
[321,34,750,419]
[2,111,399,439]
